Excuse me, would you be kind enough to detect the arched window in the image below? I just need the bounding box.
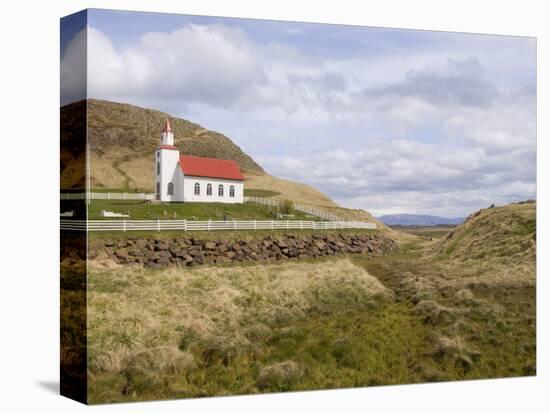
[156,182,160,200]
[229,185,235,197]
[167,182,174,195]
[218,184,224,197]
[194,182,200,195]
[156,162,160,175]
[207,183,212,196]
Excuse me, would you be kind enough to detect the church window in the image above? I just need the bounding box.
[229,185,235,197]
[156,162,160,175]
[218,184,224,197]
[207,183,212,196]
[194,182,200,195]
[167,182,174,196]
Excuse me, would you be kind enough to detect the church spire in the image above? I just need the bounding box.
[162,118,172,133]
[160,119,174,146]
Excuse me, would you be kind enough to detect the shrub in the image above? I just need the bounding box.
[280,199,294,215]
[256,360,303,391]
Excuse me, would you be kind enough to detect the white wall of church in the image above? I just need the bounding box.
[156,148,184,202]
[182,176,243,204]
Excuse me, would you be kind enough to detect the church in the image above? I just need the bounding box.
[155,119,244,203]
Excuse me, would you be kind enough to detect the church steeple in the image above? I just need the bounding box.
[161,118,174,146]
[163,119,172,133]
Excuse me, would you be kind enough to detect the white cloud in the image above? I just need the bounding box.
[87,24,268,107]
[60,28,87,105]
[65,22,536,217]
[257,132,535,217]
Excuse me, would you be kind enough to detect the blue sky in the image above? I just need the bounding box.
[61,9,536,217]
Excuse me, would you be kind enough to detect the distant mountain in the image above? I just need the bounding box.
[377,214,465,226]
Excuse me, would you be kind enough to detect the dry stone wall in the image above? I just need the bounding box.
[88,233,397,268]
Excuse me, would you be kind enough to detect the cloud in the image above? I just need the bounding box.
[257,132,535,217]
[87,24,268,108]
[364,57,498,107]
[73,20,536,217]
[60,28,87,105]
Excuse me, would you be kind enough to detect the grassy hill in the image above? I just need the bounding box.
[353,200,536,385]
[432,201,536,285]
[60,99,386,227]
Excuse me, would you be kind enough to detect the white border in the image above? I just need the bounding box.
[0,0,547,412]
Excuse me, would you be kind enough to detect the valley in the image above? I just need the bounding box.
[77,201,536,403]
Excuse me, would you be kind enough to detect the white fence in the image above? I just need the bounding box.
[61,192,154,201]
[243,196,344,222]
[60,219,376,232]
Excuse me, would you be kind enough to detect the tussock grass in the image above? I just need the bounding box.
[351,202,536,384]
[257,361,304,390]
[432,202,536,287]
[87,258,419,403]
[84,201,536,403]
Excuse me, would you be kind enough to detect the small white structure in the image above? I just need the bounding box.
[101,210,130,218]
[155,119,244,203]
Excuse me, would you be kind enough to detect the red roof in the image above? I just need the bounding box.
[158,145,178,150]
[179,155,244,181]
[162,119,172,133]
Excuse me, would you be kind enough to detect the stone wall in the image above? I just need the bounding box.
[88,233,397,268]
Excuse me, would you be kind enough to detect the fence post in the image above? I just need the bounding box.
[254,220,257,230]
[157,219,160,232]
[107,192,110,200]
[271,220,274,231]
[184,219,187,232]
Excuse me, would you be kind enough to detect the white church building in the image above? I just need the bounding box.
[155,119,244,203]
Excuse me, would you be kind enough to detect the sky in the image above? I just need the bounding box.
[61,9,537,217]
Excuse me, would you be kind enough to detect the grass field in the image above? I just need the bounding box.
[85,244,535,403]
[87,199,319,221]
[86,258,428,403]
[80,202,536,403]
[390,225,456,239]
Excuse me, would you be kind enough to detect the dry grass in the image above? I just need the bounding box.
[244,172,338,208]
[87,258,394,401]
[256,361,304,390]
[351,202,536,382]
[432,202,536,288]
[90,148,137,189]
[83,201,536,403]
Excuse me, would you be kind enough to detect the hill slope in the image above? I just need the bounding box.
[432,200,536,285]
[61,99,386,226]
